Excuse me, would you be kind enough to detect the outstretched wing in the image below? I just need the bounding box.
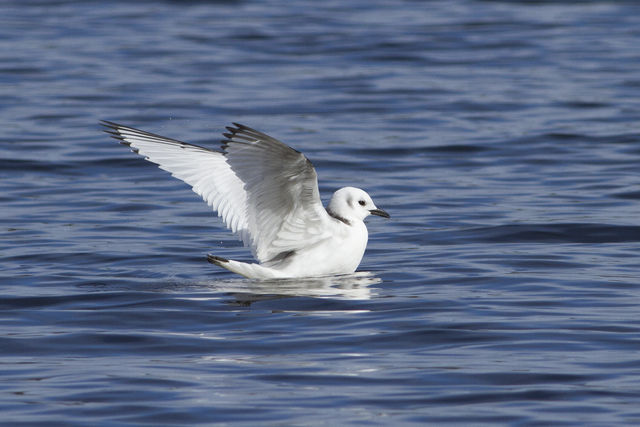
[102,121,332,263]
[102,121,251,245]
[222,123,332,262]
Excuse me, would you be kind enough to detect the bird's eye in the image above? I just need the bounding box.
[358,200,366,206]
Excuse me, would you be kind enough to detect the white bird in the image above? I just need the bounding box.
[102,121,389,279]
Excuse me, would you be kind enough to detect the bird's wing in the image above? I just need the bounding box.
[221,123,333,263]
[102,121,251,245]
[102,121,333,263]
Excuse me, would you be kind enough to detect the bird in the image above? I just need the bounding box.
[101,121,389,279]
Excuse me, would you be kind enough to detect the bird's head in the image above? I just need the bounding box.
[327,187,390,223]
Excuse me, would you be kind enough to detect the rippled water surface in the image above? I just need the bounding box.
[2,0,640,425]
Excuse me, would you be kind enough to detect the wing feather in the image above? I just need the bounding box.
[222,123,332,262]
[102,121,332,263]
[101,121,251,245]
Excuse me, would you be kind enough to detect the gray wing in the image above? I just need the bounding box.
[222,123,332,262]
[102,121,332,263]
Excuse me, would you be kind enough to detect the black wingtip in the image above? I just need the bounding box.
[221,124,261,148]
[100,120,123,136]
[207,254,229,266]
[231,122,261,135]
[100,120,121,130]
[100,123,130,145]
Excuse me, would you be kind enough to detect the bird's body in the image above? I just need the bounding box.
[210,209,369,279]
[102,121,389,279]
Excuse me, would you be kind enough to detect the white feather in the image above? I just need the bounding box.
[102,121,388,279]
[103,121,334,264]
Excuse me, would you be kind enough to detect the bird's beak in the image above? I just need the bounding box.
[369,208,390,218]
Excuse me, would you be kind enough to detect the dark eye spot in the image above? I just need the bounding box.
[358,200,365,206]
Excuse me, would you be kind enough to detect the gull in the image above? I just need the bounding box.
[101,121,389,279]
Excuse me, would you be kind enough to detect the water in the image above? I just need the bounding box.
[2,0,640,424]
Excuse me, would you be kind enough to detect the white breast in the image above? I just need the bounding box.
[278,219,369,277]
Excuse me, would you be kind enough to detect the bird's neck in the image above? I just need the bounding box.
[326,207,352,226]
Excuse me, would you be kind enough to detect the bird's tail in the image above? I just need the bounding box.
[207,254,284,279]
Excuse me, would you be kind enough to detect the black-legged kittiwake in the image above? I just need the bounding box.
[101,121,389,279]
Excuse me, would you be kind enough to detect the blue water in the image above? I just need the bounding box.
[2,0,640,424]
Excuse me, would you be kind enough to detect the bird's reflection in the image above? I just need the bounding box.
[203,271,381,304]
